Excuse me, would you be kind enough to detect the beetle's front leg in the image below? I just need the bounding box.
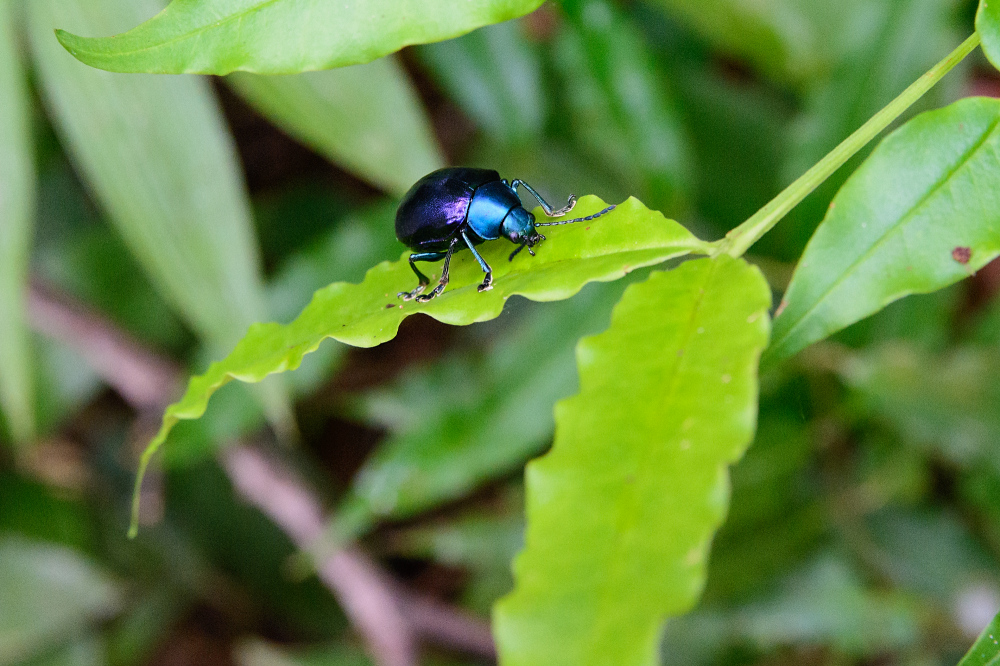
[461,230,494,292]
[509,179,576,217]
[398,251,445,301]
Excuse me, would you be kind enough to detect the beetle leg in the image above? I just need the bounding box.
[461,229,494,292]
[415,238,460,302]
[398,251,446,300]
[510,179,576,217]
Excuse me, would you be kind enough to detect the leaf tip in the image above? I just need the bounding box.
[54,29,84,57]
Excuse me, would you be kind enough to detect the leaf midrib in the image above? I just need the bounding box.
[63,0,296,60]
[771,114,1000,354]
[588,260,716,658]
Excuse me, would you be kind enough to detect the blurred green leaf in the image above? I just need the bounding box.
[555,0,691,213]
[703,411,824,602]
[236,638,370,666]
[228,58,444,197]
[0,537,120,664]
[735,555,921,655]
[388,504,524,613]
[168,462,349,640]
[767,97,1000,364]
[54,0,546,74]
[28,0,291,426]
[648,0,878,83]
[31,337,103,438]
[19,633,105,666]
[417,20,545,146]
[338,279,630,536]
[661,554,923,666]
[0,0,36,444]
[865,509,999,607]
[104,590,186,666]
[978,0,1000,74]
[494,255,770,665]
[842,344,1000,473]
[673,65,789,236]
[769,0,961,259]
[34,221,191,354]
[958,610,1000,666]
[132,196,710,535]
[0,473,95,553]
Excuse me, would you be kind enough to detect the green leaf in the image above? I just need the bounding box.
[338,279,630,537]
[0,537,120,664]
[648,0,877,83]
[554,0,691,213]
[53,0,546,75]
[22,633,105,666]
[227,58,444,197]
[842,344,1000,475]
[978,0,1000,74]
[0,0,36,444]
[865,508,1000,606]
[388,504,524,613]
[958,610,1000,666]
[767,97,1000,364]
[493,255,771,666]
[416,19,545,146]
[131,196,710,535]
[236,638,371,666]
[735,555,920,655]
[769,0,962,260]
[28,0,291,425]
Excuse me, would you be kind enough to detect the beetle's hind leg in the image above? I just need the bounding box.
[398,251,445,301]
[509,179,576,217]
[415,238,460,302]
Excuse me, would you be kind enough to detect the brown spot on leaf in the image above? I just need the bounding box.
[953,246,972,265]
[385,303,395,309]
[774,299,788,317]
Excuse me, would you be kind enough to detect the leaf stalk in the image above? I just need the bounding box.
[717,31,981,259]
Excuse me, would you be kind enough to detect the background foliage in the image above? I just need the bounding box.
[3,0,1000,665]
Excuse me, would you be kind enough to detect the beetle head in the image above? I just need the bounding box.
[502,207,544,252]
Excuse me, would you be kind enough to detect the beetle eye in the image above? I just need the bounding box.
[511,232,520,241]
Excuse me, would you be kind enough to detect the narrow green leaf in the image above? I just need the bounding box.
[648,0,873,82]
[767,97,1000,364]
[555,0,691,213]
[131,196,711,536]
[227,58,444,197]
[416,20,545,146]
[28,0,291,425]
[0,537,120,664]
[53,0,546,75]
[978,0,1000,74]
[958,611,1000,666]
[0,0,36,444]
[493,255,771,666]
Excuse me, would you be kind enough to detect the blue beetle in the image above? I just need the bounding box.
[395,167,615,302]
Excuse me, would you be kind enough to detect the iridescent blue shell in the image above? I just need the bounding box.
[395,167,500,251]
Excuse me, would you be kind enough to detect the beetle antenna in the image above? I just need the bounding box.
[509,243,527,261]
[535,204,616,227]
